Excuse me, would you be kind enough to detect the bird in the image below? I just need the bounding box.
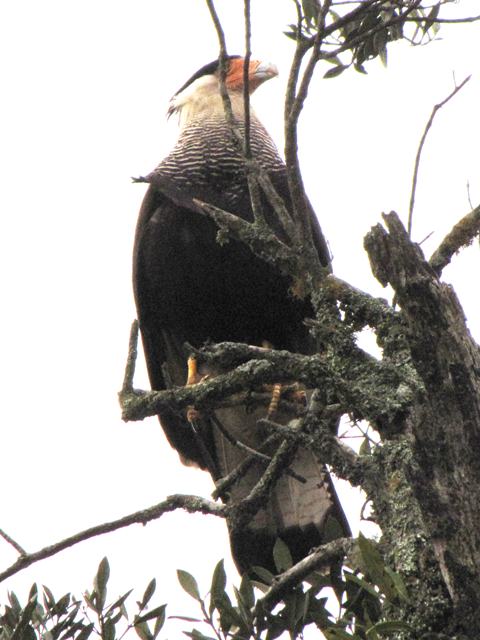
[132,55,350,573]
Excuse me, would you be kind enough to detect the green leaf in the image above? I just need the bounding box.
[358,533,396,602]
[211,590,242,633]
[239,575,255,610]
[103,618,116,640]
[302,0,318,25]
[135,604,167,625]
[107,589,133,615]
[366,620,413,636]
[109,609,125,625]
[83,591,101,614]
[252,566,275,585]
[8,591,22,614]
[140,579,156,610]
[42,585,55,611]
[384,567,409,602]
[324,65,348,79]
[183,631,217,640]
[273,538,293,573]
[324,627,362,639]
[250,580,269,594]
[153,611,166,639]
[51,593,71,616]
[11,597,38,640]
[28,585,38,601]
[135,621,153,640]
[94,557,110,609]
[177,570,201,601]
[233,586,253,629]
[357,535,384,579]
[209,559,226,615]
[354,62,367,75]
[345,572,379,599]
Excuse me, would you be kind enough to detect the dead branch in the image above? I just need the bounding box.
[408,75,471,237]
[209,414,307,484]
[429,204,480,275]
[230,438,300,532]
[211,431,285,500]
[0,495,225,584]
[121,319,139,393]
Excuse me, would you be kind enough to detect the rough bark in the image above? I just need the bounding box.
[364,211,480,637]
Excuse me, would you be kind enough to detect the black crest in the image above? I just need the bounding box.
[173,55,241,96]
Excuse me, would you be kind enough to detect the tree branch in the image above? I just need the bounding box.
[429,204,480,275]
[0,495,225,584]
[209,414,307,485]
[0,528,27,556]
[405,14,480,25]
[260,417,365,486]
[256,537,355,613]
[408,75,471,237]
[230,438,300,531]
[192,198,298,277]
[120,336,419,443]
[121,319,139,393]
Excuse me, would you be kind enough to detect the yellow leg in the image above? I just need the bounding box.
[186,355,209,421]
[267,383,282,418]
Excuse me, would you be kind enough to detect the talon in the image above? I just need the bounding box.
[267,383,282,418]
[288,384,307,407]
[186,356,209,421]
[186,355,210,386]
[186,355,200,386]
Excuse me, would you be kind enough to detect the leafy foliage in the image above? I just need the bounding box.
[173,537,412,640]
[0,558,165,640]
[285,0,453,76]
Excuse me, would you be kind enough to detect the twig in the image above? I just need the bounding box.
[429,204,480,275]
[260,418,365,487]
[121,319,139,393]
[408,75,471,238]
[284,1,333,255]
[0,528,27,556]
[192,198,297,276]
[204,0,237,135]
[243,0,252,161]
[0,495,225,584]
[242,0,266,226]
[212,431,283,499]
[405,14,480,25]
[210,414,307,484]
[256,537,354,612]
[231,438,299,530]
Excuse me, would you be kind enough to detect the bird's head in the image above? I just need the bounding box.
[168,55,278,125]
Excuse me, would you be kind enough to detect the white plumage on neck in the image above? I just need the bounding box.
[168,75,251,130]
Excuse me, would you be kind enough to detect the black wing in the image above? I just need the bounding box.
[132,171,328,465]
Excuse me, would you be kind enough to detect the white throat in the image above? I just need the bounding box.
[168,75,251,130]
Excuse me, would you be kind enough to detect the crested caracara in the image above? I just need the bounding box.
[133,56,350,573]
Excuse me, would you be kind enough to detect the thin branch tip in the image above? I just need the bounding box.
[408,75,471,237]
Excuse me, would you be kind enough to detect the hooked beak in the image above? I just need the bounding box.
[252,61,279,82]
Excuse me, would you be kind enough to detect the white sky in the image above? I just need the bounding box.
[1,0,479,637]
